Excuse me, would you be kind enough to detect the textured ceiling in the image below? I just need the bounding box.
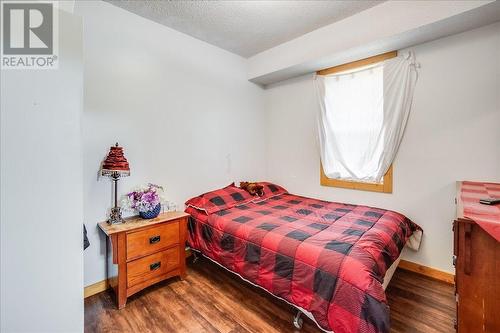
[106,0,383,57]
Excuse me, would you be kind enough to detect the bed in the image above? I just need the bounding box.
[185,183,422,333]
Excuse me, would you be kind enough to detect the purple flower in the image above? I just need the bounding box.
[122,184,164,213]
[142,192,155,203]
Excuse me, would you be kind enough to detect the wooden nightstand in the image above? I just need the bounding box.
[98,211,189,309]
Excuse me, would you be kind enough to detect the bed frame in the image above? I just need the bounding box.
[191,248,404,331]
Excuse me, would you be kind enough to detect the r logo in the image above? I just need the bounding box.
[2,3,53,55]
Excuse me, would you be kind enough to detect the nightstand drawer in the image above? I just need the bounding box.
[127,247,180,287]
[126,222,179,260]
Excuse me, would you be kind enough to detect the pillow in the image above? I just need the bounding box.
[252,182,288,201]
[185,184,254,214]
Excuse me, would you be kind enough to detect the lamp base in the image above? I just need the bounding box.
[108,207,124,225]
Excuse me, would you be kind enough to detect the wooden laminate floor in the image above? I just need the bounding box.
[85,257,455,333]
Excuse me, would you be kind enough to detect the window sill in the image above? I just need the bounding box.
[320,164,393,193]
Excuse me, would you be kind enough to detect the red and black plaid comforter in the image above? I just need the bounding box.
[186,193,420,333]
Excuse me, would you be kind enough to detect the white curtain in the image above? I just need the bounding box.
[315,53,418,183]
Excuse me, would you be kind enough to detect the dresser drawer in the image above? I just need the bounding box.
[126,222,179,260]
[127,247,180,287]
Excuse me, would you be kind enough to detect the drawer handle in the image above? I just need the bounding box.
[149,235,161,244]
[150,262,161,271]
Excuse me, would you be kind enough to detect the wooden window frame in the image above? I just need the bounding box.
[317,51,397,193]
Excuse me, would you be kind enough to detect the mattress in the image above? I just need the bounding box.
[186,192,421,333]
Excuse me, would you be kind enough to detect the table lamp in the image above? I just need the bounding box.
[101,143,130,224]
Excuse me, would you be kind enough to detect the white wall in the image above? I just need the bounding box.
[75,1,266,287]
[77,1,498,285]
[0,10,84,333]
[264,22,500,273]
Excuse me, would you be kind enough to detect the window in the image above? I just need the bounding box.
[317,51,397,193]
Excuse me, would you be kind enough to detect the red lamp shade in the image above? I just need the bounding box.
[101,143,130,177]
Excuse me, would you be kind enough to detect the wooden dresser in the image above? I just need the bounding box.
[454,181,500,332]
[98,211,189,309]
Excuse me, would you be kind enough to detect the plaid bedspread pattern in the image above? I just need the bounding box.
[187,193,420,333]
[460,181,500,242]
[185,184,254,214]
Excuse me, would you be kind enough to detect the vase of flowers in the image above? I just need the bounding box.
[121,183,165,219]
